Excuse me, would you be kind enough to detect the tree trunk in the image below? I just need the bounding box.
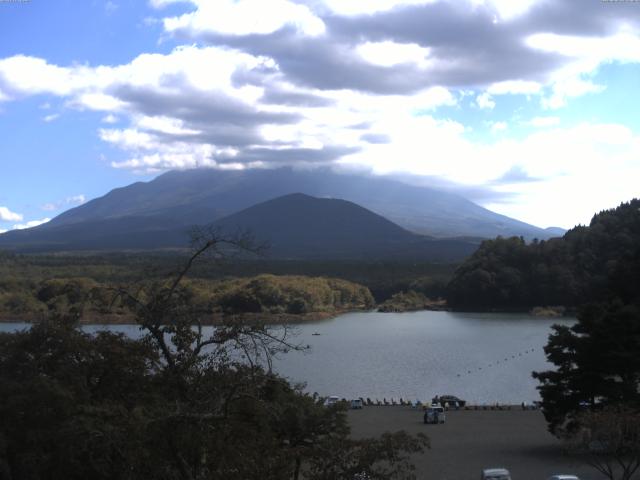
[293,456,301,480]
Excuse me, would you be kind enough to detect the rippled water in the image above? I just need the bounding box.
[0,310,572,404]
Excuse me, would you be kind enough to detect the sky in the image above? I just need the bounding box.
[1,0,639,233]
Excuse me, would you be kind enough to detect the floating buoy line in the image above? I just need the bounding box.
[454,347,537,377]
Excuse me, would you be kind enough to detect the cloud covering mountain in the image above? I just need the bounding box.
[0,0,639,230]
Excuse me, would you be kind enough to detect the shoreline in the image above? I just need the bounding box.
[0,309,362,325]
[0,304,576,325]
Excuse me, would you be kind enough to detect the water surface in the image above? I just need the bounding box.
[0,310,572,404]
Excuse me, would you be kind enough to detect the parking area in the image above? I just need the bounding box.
[348,407,600,480]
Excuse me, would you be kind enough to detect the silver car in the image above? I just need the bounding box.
[481,468,512,480]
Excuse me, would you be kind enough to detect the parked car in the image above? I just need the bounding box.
[547,476,580,480]
[435,395,466,408]
[326,396,340,406]
[481,468,512,480]
[350,399,364,409]
[423,405,446,424]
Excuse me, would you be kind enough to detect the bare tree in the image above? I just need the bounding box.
[568,406,640,480]
[110,227,301,373]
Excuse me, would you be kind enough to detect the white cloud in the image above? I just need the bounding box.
[356,41,431,68]
[320,0,436,16]
[526,116,560,128]
[0,45,268,113]
[341,118,640,228]
[136,115,201,136]
[67,194,86,205]
[542,77,605,110]
[43,113,60,122]
[148,0,190,8]
[487,80,542,96]
[0,206,22,222]
[476,92,495,109]
[472,0,542,21]
[490,121,507,133]
[11,218,51,230]
[101,114,119,124]
[41,194,86,212]
[1,0,639,230]
[162,0,326,37]
[73,92,126,112]
[526,28,640,108]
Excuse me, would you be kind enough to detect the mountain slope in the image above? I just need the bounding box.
[0,193,479,260]
[212,193,477,260]
[42,168,558,239]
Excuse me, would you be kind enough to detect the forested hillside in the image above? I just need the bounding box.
[0,267,374,322]
[447,199,640,310]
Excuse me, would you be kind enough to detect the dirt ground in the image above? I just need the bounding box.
[348,406,602,480]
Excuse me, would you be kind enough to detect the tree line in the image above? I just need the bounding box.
[0,273,375,322]
[447,199,640,310]
[521,200,640,480]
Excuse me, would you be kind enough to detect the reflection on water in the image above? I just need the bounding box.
[0,310,572,404]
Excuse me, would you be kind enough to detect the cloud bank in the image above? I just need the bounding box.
[1,0,639,227]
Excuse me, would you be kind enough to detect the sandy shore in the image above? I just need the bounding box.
[348,406,600,480]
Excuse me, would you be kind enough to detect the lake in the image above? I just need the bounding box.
[0,310,572,404]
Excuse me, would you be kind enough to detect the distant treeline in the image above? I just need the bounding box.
[0,267,377,321]
[0,252,454,320]
[447,199,640,310]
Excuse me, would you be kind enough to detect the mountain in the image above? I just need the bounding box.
[0,193,479,260]
[544,226,567,237]
[33,167,556,239]
[212,193,478,260]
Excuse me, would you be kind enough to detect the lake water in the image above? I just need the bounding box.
[0,310,572,404]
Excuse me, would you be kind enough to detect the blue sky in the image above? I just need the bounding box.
[1,0,640,232]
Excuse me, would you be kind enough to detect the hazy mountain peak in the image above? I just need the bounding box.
[41,167,555,240]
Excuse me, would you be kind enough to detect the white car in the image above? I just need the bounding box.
[350,399,364,409]
[481,468,512,480]
[547,476,580,480]
[325,396,340,406]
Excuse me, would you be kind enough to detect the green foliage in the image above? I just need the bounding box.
[0,253,458,317]
[447,199,640,310]
[213,274,375,315]
[533,301,640,435]
[0,269,374,320]
[378,290,434,313]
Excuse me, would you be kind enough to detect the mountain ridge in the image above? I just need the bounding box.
[41,167,561,240]
[0,192,480,260]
